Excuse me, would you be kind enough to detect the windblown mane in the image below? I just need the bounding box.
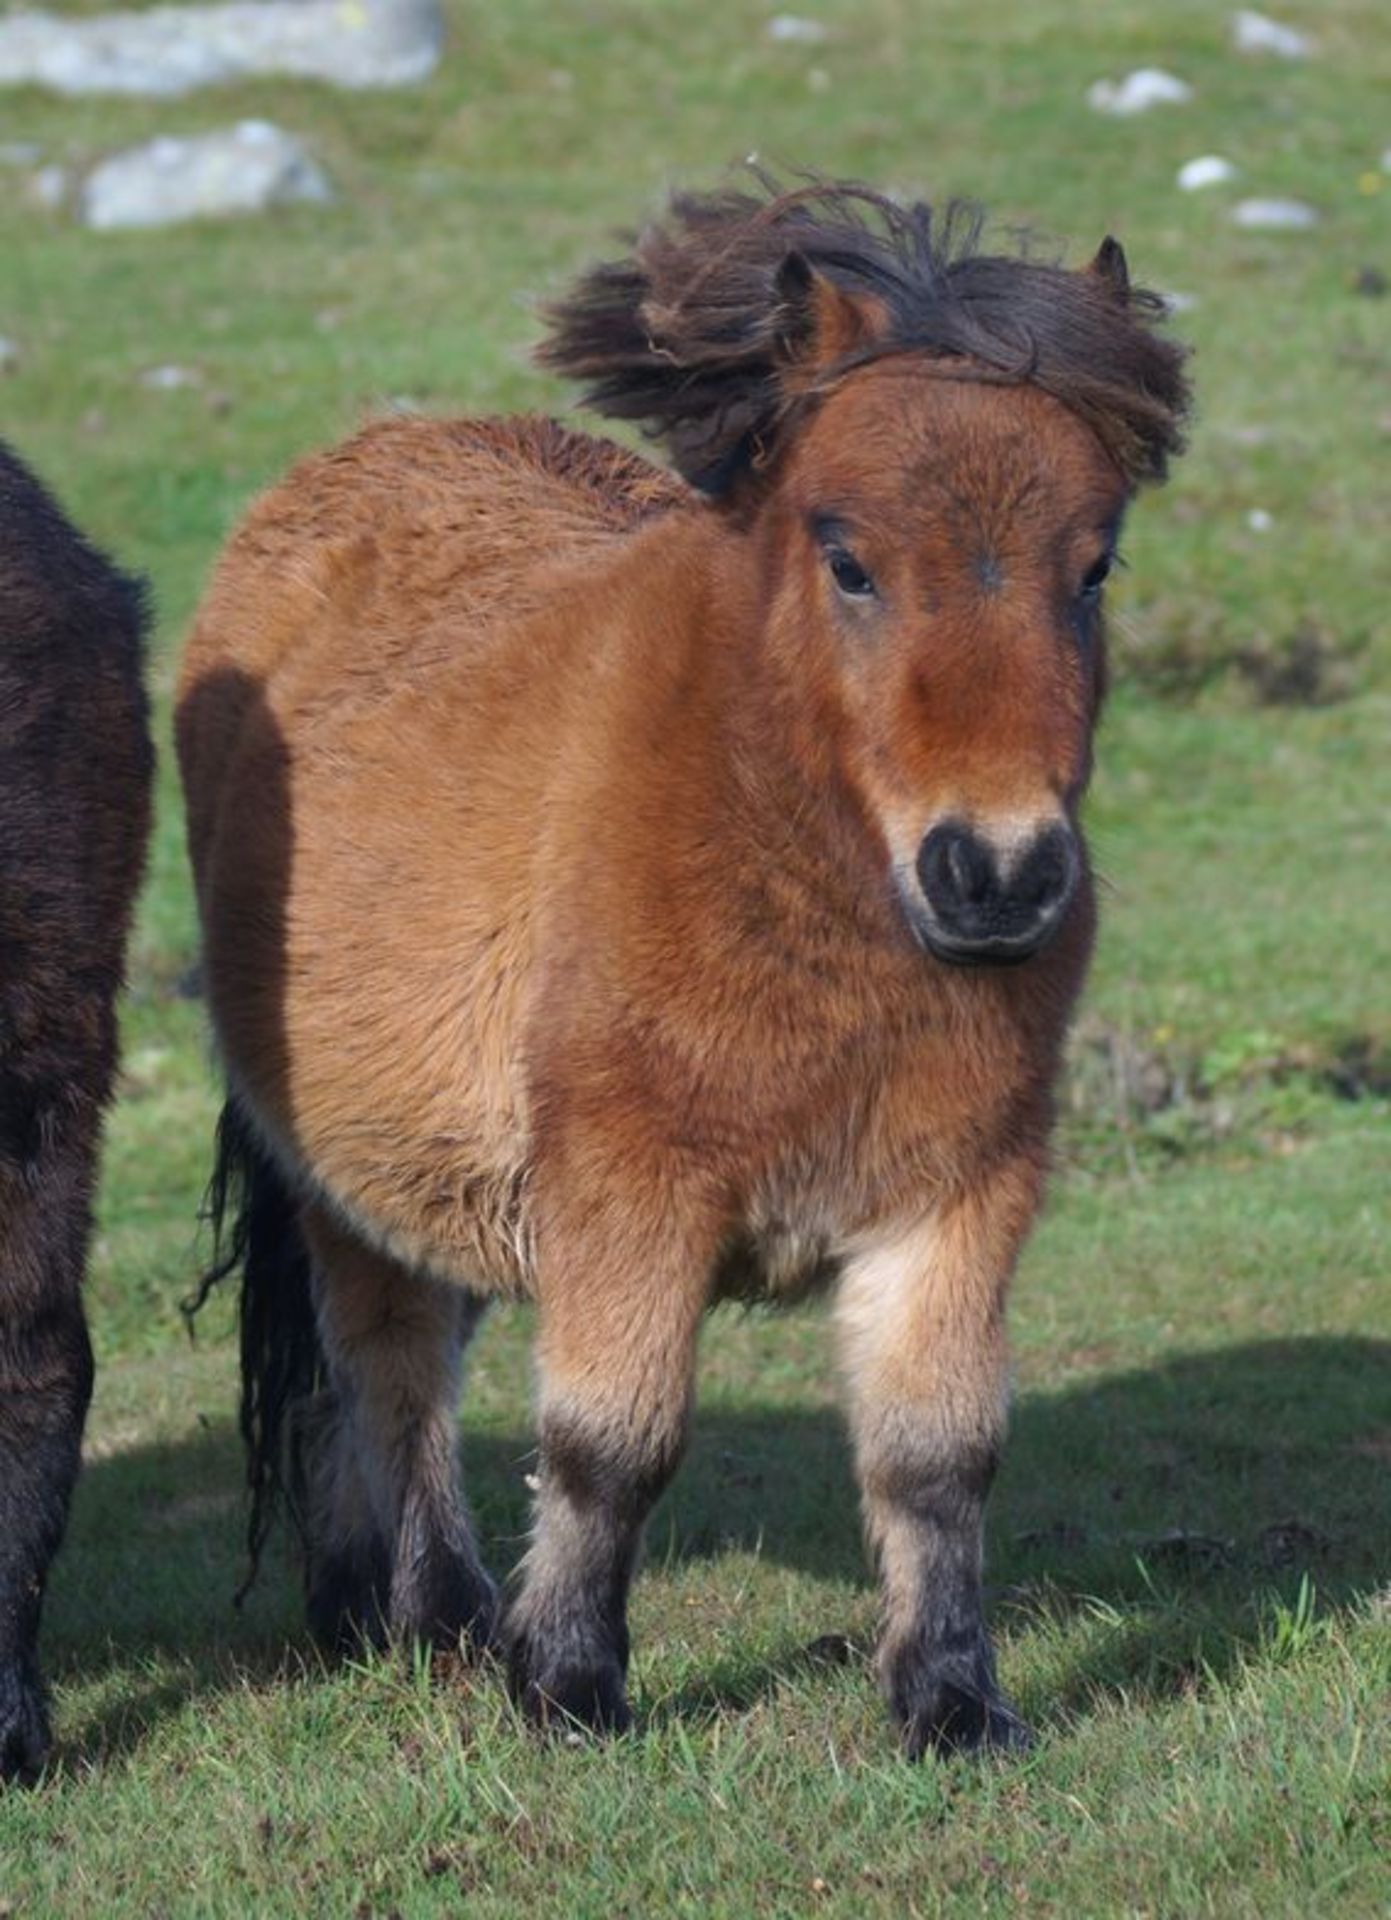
[537,175,1191,495]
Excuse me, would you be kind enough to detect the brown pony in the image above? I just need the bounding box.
[177,179,1188,1757]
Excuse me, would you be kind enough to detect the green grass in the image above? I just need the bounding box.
[2,0,1389,1911]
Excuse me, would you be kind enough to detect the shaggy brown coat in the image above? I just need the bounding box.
[178,179,1188,1754]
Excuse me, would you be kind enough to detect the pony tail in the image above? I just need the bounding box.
[184,1098,323,1602]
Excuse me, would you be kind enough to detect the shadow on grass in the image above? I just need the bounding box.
[45,1335,1390,1766]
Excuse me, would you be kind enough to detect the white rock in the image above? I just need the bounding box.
[1232,10,1313,59]
[1177,155,1237,192]
[81,123,332,230]
[1231,196,1319,230]
[0,0,442,97]
[139,363,201,389]
[1087,69,1193,116]
[0,140,42,165]
[1160,290,1199,315]
[1247,508,1273,532]
[1382,148,1391,173]
[766,13,827,43]
[0,336,20,374]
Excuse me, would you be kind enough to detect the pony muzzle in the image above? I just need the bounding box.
[910,817,1080,965]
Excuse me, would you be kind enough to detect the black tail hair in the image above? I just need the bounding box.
[184,1099,323,1602]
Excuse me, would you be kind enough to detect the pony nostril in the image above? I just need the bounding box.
[1013,828,1076,913]
[946,834,993,904]
[917,822,999,915]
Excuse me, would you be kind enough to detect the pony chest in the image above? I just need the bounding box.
[710,1018,1038,1304]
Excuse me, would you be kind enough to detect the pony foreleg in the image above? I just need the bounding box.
[506,1169,715,1735]
[836,1160,1042,1758]
[301,1210,497,1657]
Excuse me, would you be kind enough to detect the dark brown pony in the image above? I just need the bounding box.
[0,442,151,1781]
[178,179,1188,1756]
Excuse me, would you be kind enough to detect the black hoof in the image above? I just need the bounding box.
[885,1640,1033,1761]
[455,1587,503,1662]
[506,1631,632,1737]
[899,1681,1034,1760]
[412,1581,503,1663]
[0,1669,51,1786]
[392,1556,502,1662]
[305,1538,391,1657]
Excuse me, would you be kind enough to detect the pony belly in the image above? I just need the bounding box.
[214,933,539,1300]
[299,1150,537,1300]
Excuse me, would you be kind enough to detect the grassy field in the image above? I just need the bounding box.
[2,0,1389,1912]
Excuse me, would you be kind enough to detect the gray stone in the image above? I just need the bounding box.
[0,336,20,375]
[1231,196,1319,230]
[1087,69,1193,116]
[765,14,827,43]
[1232,10,1313,59]
[0,0,442,97]
[139,363,202,389]
[1177,155,1237,192]
[80,122,332,230]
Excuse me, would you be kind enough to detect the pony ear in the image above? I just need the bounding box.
[773,251,890,383]
[536,189,897,494]
[1086,235,1131,303]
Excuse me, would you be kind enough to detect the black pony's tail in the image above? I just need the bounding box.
[184,1098,324,1603]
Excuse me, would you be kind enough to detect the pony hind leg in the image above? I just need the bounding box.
[294,1377,391,1653]
[301,1207,498,1658]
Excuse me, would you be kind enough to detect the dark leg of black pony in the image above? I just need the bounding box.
[0,438,152,1782]
[0,1122,97,1783]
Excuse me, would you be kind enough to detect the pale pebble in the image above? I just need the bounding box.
[1232,10,1313,59]
[1177,155,1237,192]
[1231,197,1319,230]
[766,13,827,43]
[1087,69,1193,116]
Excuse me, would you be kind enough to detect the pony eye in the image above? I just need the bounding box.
[1080,553,1114,600]
[829,548,875,599]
